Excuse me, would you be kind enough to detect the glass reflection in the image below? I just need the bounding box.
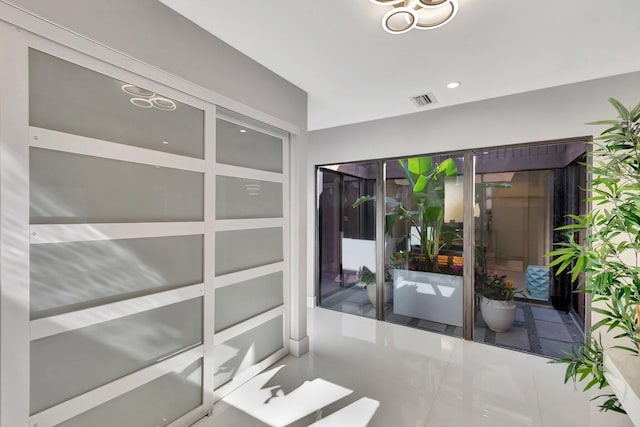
[473,143,587,358]
[317,162,377,319]
[29,49,204,158]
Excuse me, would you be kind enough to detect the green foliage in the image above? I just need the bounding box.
[475,271,526,301]
[396,156,458,272]
[353,155,458,273]
[546,98,640,413]
[358,265,376,286]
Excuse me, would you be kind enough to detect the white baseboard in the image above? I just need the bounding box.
[289,336,310,357]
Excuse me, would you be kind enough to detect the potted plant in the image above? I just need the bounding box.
[475,271,526,332]
[358,265,393,306]
[358,265,377,305]
[546,98,640,414]
[354,156,465,324]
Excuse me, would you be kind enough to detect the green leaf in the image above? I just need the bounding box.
[608,98,629,122]
[413,175,428,193]
[353,195,374,208]
[407,157,432,176]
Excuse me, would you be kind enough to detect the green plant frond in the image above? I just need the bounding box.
[587,119,621,126]
[413,174,428,193]
[352,195,375,208]
[397,159,415,187]
[435,157,458,176]
[608,98,630,121]
[407,156,432,177]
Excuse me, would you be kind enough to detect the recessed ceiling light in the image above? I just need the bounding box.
[162,141,169,145]
[447,81,461,89]
[239,129,247,133]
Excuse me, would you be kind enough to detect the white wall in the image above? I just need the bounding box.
[307,71,640,302]
[6,0,307,128]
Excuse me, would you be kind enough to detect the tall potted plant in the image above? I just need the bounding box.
[354,155,459,273]
[546,98,640,413]
[355,155,463,325]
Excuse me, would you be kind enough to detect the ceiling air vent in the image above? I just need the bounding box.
[410,92,437,107]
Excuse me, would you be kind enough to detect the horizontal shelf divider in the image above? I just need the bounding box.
[215,218,283,232]
[29,345,204,427]
[215,262,285,289]
[215,163,283,183]
[213,305,284,346]
[30,126,206,173]
[30,283,205,340]
[30,222,205,244]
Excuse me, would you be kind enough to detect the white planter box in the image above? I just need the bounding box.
[393,269,464,327]
[604,348,640,426]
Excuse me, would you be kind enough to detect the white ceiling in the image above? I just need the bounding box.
[159,0,640,131]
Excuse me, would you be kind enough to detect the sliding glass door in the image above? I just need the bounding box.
[316,142,588,358]
[317,162,378,319]
[383,155,465,336]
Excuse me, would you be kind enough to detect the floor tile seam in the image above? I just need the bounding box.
[530,367,546,427]
[422,339,462,421]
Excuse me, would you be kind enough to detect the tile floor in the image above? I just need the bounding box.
[194,308,633,427]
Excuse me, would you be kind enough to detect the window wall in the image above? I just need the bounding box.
[316,142,588,357]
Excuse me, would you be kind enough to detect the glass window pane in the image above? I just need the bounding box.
[30,148,204,223]
[215,228,283,276]
[213,315,283,388]
[215,272,283,332]
[216,176,283,219]
[216,119,282,173]
[30,298,203,414]
[317,163,377,319]
[30,235,203,319]
[29,49,204,158]
[384,155,464,336]
[58,359,202,427]
[473,143,588,358]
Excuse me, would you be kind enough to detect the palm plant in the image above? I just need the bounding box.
[546,98,640,413]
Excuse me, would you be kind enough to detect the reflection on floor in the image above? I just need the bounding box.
[195,308,632,427]
[319,285,584,358]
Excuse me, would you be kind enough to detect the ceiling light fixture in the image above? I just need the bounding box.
[239,129,247,133]
[371,0,458,34]
[447,81,460,89]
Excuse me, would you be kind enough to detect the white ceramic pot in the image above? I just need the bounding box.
[480,296,516,332]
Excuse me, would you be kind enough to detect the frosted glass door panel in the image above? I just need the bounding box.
[30,298,202,414]
[29,49,204,158]
[213,315,283,388]
[30,148,203,223]
[217,119,283,172]
[215,272,283,332]
[215,227,283,276]
[59,359,202,427]
[216,176,283,219]
[30,235,203,319]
